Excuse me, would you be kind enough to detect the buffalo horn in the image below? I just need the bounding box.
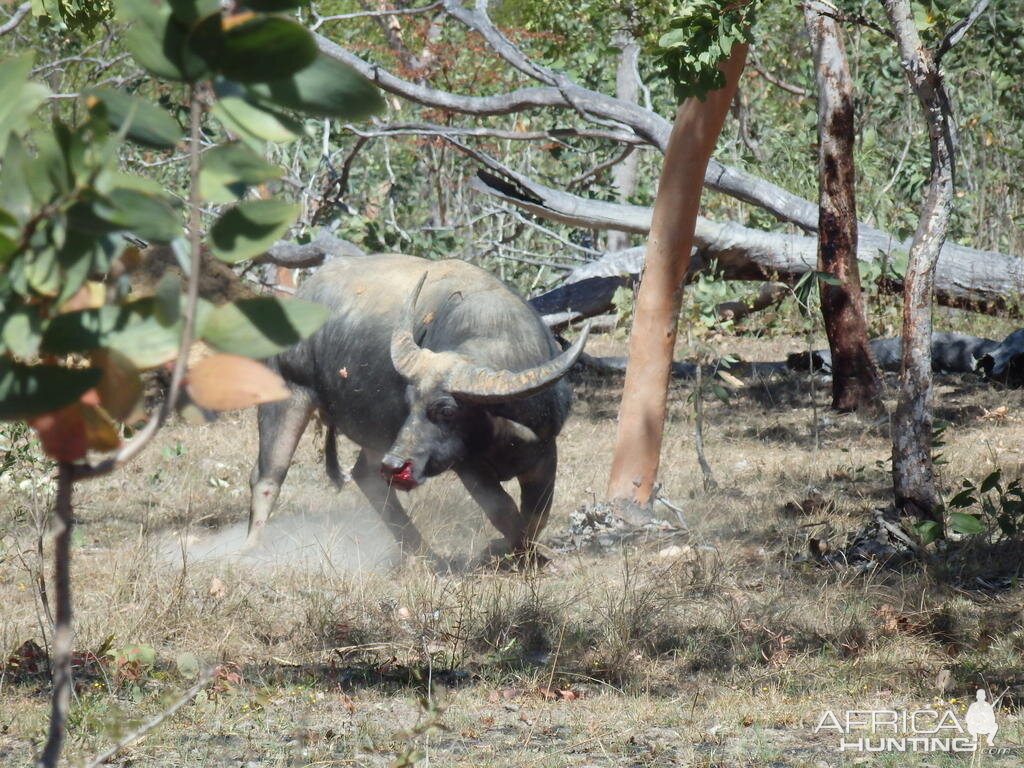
[445,322,591,403]
[391,271,429,379]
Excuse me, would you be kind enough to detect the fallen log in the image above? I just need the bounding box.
[473,170,1024,317]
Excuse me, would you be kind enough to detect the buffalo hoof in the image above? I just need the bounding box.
[470,539,552,571]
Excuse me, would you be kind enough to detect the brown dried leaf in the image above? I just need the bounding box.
[59,282,106,313]
[187,354,289,411]
[28,403,88,462]
[92,349,144,422]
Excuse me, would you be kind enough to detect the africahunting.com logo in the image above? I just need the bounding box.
[814,689,999,753]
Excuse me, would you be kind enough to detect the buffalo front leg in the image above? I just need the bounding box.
[352,448,434,559]
[517,445,558,548]
[457,465,528,557]
[247,389,314,549]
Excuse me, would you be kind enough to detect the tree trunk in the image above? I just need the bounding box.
[805,0,882,412]
[883,0,957,526]
[37,463,74,768]
[606,44,748,506]
[607,32,643,254]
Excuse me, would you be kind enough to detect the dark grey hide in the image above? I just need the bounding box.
[977,329,1024,385]
[247,254,588,558]
[788,332,999,375]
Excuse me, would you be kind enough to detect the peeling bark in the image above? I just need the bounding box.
[805,1,882,412]
[606,45,748,506]
[884,0,957,526]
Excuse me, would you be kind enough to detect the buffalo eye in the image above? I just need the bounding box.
[427,399,458,423]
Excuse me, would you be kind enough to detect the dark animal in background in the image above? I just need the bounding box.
[977,329,1024,385]
[788,332,999,375]
[247,254,589,559]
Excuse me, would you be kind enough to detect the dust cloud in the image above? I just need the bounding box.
[157,503,400,574]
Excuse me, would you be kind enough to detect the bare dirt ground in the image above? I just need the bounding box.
[3,330,1024,767]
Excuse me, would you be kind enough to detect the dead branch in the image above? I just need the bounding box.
[254,230,366,269]
[0,2,30,37]
[343,121,646,146]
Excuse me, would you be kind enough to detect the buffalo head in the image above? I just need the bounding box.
[381,273,589,490]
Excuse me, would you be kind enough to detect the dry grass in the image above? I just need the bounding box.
[3,330,1024,766]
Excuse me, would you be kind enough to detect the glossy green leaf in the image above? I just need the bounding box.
[219,16,317,84]
[199,142,283,203]
[209,199,298,264]
[0,359,102,420]
[243,53,385,119]
[949,512,987,536]
[85,88,183,149]
[211,94,299,145]
[202,297,328,359]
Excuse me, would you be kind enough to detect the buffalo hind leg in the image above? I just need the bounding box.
[352,448,434,560]
[247,389,314,549]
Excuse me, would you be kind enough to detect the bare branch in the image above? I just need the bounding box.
[748,49,809,97]
[0,2,30,37]
[83,670,216,768]
[568,146,636,189]
[314,33,669,148]
[343,121,646,146]
[254,230,366,269]
[936,0,991,64]
[311,1,441,31]
[799,1,895,39]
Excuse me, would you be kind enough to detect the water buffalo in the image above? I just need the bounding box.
[788,332,999,375]
[977,328,1024,385]
[247,254,589,560]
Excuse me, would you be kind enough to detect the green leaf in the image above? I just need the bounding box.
[242,53,385,119]
[211,94,299,145]
[117,0,208,82]
[42,301,183,369]
[209,199,298,264]
[947,489,976,508]
[0,359,102,420]
[0,54,51,158]
[219,16,317,84]
[202,297,328,359]
[199,142,283,203]
[175,652,200,678]
[2,306,43,360]
[85,88,183,149]
[980,469,1002,494]
[154,273,181,327]
[245,0,308,9]
[815,272,845,286]
[95,188,182,243]
[949,512,987,536]
[913,520,941,545]
[168,0,220,24]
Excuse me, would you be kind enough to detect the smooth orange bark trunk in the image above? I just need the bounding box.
[607,44,748,504]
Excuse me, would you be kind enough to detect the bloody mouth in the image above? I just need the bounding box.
[384,460,418,491]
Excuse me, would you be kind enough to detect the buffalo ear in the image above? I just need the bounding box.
[490,416,539,445]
